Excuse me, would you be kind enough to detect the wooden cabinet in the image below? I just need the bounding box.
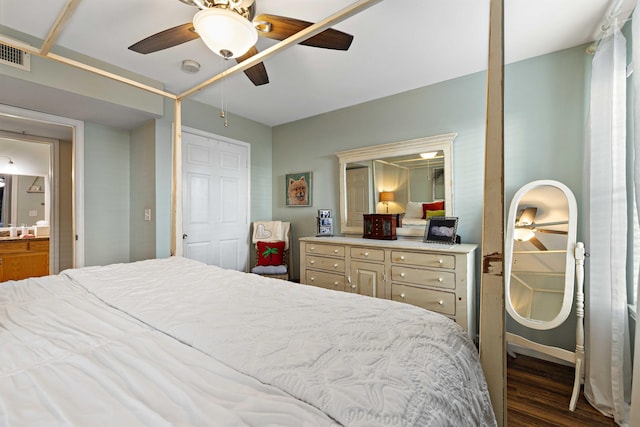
[0,238,49,282]
[300,236,477,337]
[363,214,398,240]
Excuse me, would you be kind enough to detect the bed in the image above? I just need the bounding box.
[0,256,496,426]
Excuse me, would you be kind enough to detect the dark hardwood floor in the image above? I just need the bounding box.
[507,354,616,426]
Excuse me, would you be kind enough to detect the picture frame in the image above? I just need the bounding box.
[285,171,312,207]
[424,216,458,244]
[318,209,332,218]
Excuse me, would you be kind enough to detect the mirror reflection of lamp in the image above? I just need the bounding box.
[380,191,395,213]
[513,227,535,241]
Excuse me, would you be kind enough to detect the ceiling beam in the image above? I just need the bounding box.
[178,0,384,100]
[40,0,83,55]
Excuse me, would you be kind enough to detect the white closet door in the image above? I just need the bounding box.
[182,131,249,271]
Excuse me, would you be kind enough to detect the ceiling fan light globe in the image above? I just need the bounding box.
[193,8,258,59]
[513,228,535,242]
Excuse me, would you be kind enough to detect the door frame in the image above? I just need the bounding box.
[0,104,85,269]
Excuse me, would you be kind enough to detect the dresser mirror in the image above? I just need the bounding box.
[336,133,456,237]
[504,180,578,329]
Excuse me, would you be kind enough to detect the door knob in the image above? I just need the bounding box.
[182,233,188,239]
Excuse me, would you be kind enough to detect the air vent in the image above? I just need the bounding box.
[0,41,30,71]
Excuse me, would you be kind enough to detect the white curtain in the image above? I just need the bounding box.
[632,5,640,425]
[584,23,632,425]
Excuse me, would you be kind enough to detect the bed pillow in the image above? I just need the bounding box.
[422,201,445,219]
[405,202,424,219]
[425,209,446,219]
[257,241,285,266]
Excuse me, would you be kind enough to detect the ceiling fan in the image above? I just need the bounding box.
[514,206,568,251]
[128,0,354,86]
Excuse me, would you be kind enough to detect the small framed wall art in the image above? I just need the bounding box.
[286,171,312,207]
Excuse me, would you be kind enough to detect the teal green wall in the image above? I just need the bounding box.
[84,122,131,266]
[273,45,589,347]
[130,120,157,261]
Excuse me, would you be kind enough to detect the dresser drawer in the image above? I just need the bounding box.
[391,250,455,269]
[390,265,456,289]
[305,256,346,273]
[392,284,456,316]
[350,247,385,262]
[305,243,345,258]
[305,270,346,292]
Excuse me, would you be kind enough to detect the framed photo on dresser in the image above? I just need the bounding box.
[424,217,458,244]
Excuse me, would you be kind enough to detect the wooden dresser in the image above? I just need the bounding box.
[299,236,477,337]
[0,238,50,282]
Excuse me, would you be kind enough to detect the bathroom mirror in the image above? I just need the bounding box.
[337,133,456,237]
[0,174,46,227]
[504,180,578,330]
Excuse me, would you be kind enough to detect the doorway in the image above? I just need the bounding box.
[0,104,84,271]
[181,129,250,271]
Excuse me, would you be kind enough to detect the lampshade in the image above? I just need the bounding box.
[193,8,258,59]
[380,191,395,202]
[513,228,535,242]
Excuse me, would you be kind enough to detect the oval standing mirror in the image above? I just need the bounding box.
[504,180,577,330]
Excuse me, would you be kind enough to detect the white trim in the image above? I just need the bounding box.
[0,104,85,268]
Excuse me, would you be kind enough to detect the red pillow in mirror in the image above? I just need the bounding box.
[422,201,445,219]
[257,241,285,266]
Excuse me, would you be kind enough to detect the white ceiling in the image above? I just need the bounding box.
[0,0,631,131]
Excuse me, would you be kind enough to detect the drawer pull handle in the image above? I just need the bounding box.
[400,256,405,260]
[310,246,315,251]
[334,282,339,286]
[333,263,339,269]
[310,260,315,264]
[438,300,444,305]
[310,277,315,281]
[438,259,444,264]
[364,252,369,257]
[334,249,339,253]
[400,272,405,277]
[400,293,406,299]
[438,277,443,282]
[351,284,357,290]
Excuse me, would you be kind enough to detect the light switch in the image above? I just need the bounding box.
[29,210,38,217]
[144,208,152,221]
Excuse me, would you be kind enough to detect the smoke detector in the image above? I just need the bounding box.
[181,59,200,73]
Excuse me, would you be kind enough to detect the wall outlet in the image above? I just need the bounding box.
[144,208,152,221]
[29,210,38,217]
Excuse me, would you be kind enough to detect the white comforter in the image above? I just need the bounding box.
[61,257,496,426]
[0,271,336,426]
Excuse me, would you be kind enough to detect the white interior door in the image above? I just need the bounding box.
[346,167,370,228]
[182,131,250,271]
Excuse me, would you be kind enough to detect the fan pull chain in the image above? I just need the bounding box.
[220,56,229,127]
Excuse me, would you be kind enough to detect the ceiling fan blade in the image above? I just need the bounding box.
[236,46,269,86]
[254,14,354,50]
[529,236,548,251]
[535,229,568,235]
[129,23,200,54]
[516,207,537,226]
